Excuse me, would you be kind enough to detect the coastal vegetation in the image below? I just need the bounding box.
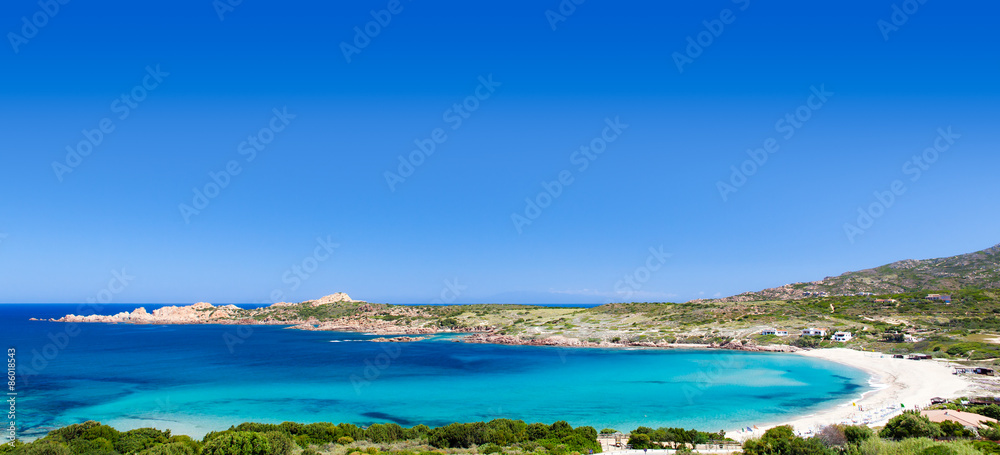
[2,420,600,455]
[13,418,1000,455]
[742,421,999,455]
[624,426,728,448]
[51,286,1000,386]
[49,245,1000,382]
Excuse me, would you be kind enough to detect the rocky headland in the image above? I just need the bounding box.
[43,292,799,352]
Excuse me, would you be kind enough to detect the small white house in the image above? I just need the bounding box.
[761,329,788,336]
[832,331,852,342]
[802,328,828,337]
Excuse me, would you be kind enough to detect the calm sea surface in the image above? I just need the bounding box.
[2,304,869,439]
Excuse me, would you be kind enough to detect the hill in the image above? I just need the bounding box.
[713,243,1000,302]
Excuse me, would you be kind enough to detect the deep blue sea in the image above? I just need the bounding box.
[2,304,870,440]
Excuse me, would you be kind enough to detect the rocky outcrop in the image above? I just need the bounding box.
[52,302,247,325]
[312,293,356,306]
[370,336,429,342]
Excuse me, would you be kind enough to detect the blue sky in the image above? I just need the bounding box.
[1,0,998,304]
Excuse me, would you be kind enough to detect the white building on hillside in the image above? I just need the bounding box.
[801,328,828,337]
[832,331,852,342]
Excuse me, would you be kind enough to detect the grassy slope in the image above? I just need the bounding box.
[218,289,1000,367]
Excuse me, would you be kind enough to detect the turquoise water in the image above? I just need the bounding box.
[4,305,870,439]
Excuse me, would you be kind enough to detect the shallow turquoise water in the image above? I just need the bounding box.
[4,305,870,439]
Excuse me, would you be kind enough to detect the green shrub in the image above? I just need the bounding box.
[478,443,502,454]
[201,431,272,455]
[338,436,355,444]
[626,434,650,450]
[843,425,874,445]
[742,426,833,455]
[979,422,1000,441]
[973,441,1000,454]
[970,404,1000,420]
[139,442,196,455]
[264,431,294,455]
[938,420,974,439]
[67,437,116,455]
[13,441,72,455]
[880,411,942,440]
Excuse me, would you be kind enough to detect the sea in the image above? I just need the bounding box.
[1,304,870,440]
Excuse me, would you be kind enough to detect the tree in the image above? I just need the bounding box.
[13,441,72,455]
[815,425,846,447]
[627,434,651,449]
[67,437,116,455]
[202,431,273,455]
[937,420,974,439]
[842,425,874,445]
[971,404,1000,420]
[140,443,196,455]
[264,431,294,455]
[981,422,1000,441]
[883,332,905,343]
[879,411,943,440]
[793,336,821,348]
[742,425,833,455]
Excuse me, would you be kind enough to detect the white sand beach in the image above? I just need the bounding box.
[732,348,983,441]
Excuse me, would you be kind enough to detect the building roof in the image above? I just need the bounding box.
[921,410,998,428]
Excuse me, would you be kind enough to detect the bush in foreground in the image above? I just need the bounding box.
[880,411,944,440]
[742,425,833,455]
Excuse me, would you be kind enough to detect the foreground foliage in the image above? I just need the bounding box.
[742,422,1000,455]
[2,419,599,455]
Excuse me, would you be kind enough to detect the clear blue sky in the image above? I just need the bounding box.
[1,0,998,304]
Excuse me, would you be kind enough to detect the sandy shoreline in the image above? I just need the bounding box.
[730,348,981,440]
